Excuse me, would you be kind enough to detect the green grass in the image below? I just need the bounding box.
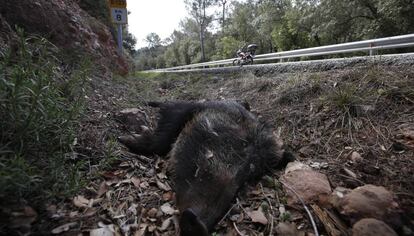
[326,85,361,111]
[0,29,89,205]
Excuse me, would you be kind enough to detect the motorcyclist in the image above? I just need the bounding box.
[233,44,258,66]
[236,48,245,58]
[236,44,257,59]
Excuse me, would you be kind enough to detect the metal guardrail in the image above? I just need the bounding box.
[151,33,414,72]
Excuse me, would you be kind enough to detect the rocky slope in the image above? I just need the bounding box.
[0,0,128,75]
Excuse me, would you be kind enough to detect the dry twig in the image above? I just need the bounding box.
[279,180,320,236]
[233,222,245,236]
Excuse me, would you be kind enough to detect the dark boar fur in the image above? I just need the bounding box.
[118,100,294,236]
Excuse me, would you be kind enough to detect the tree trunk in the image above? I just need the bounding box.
[200,29,206,62]
[222,0,226,31]
[200,0,206,62]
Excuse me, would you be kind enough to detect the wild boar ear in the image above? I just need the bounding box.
[180,208,209,236]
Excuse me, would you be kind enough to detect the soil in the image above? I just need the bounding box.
[20,65,414,235]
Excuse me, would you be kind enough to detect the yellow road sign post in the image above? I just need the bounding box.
[109,0,127,54]
[109,0,127,8]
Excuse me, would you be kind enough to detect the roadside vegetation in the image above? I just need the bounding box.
[0,30,89,211]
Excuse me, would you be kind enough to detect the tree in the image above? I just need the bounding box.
[134,0,414,70]
[254,0,291,52]
[122,26,137,56]
[185,0,215,62]
[226,1,257,44]
[215,0,231,31]
[145,33,162,49]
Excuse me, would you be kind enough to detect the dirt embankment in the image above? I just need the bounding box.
[6,64,414,235]
[0,0,129,75]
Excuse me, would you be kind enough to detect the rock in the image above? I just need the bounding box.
[394,125,414,150]
[352,218,397,236]
[284,161,311,174]
[332,185,399,221]
[280,169,332,205]
[349,151,363,163]
[117,108,149,133]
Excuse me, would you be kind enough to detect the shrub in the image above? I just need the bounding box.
[0,29,89,204]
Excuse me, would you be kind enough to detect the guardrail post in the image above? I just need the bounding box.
[369,43,375,56]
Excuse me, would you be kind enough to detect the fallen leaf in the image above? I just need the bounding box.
[160,217,173,231]
[248,208,268,225]
[90,227,115,236]
[69,211,79,218]
[51,222,78,234]
[10,206,37,230]
[127,203,139,216]
[115,178,132,187]
[83,208,97,217]
[101,171,117,179]
[134,223,148,236]
[343,167,357,178]
[73,195,90,208]
[160,203,176,215]
[156,180,172,191]
[105,178,123,186]
[97,181,109,197]
[114,170,126,176]
[113,214,126,219]
[285,161,311,174]
[279,204,286,215]
[148,225,157,232]
[119,161,133,167]
[131,177,140,188]
[139,181,149,189]
[230,214,240,222]
[91,198,104,207]
[157,172,167,179]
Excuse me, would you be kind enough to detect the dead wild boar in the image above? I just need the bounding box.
[118,100,294,235]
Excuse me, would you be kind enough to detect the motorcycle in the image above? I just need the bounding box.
[232,44,257,67]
